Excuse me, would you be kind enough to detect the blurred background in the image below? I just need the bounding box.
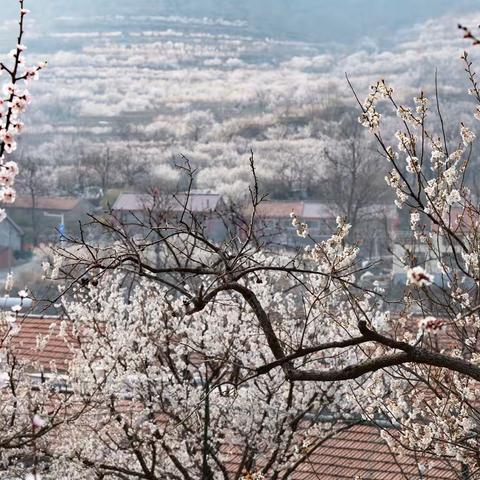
[0,0,478,299]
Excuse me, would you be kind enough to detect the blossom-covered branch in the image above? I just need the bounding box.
[0,0,46,220]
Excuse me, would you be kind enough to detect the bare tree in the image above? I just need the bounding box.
[320,110,390,233]
[81,147,116,193]
[14,152,54,246]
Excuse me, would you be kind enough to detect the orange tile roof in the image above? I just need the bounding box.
[253,201,305,218]
[219,423,457,479]
[12,196,82,211]
[290,424,456,479]
[248,201,395,221]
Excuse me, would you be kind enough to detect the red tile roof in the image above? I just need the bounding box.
[245,200,398,222]
[291,424,457,479]
[221,423,457,479]
[249,201,397,221]
[4,315,75,369]
[253,201,305,218]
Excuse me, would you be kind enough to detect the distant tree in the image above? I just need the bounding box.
[74,143,152,192]
[320,109,390,237]
[183,110,216,142]
[115,144,152,189]
[81,147,116,193]
[14,151,54,246]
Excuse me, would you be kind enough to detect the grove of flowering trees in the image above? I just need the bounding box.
[5,1,480,479]
[50,46,480,479]
[14,3,476,204]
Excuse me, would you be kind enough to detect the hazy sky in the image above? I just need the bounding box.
[4,0,480,48]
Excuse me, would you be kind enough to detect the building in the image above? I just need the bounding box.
[112,191,229,243]
[248,200,398,261]
[0,215,24,268]
[6,196,94,247]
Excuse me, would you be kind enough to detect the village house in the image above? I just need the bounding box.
[248,200,398,262]
[6,196,94,247]
[112,190,230,243]
[0,215,24,268]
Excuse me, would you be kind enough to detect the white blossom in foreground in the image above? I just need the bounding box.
[352,53,480,471]
[43,268,357,479]
[406,266,433,287]
[290,210,309,237]
[418,316,446,334]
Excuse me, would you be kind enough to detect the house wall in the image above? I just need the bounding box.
[0,221,22,251]
[0,248,13,268]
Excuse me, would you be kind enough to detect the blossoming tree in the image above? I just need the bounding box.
[36,269,358,479]
[46,39,480,476]
[0,2,52,479]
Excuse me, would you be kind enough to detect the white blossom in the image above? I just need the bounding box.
[407,266,433,287]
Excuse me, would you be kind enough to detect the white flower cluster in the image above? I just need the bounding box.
[308,216,358,278]
[410,211,420,230]
[396,95,428,127]
[461,251,480,276]
[358,80,392,132]
[395,130,415,153]
[460,124,475,146]
[397,105,417,125]
[379,87,476,218]
[406,266,433,287]
[429,145,445,171]
[405,155,420,174]
[446,188,461,206]
[414,94,429,115]
[384,168,400,188]
[290,210,308,237]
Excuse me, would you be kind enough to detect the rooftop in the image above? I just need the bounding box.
[250,200,396,220]
[12,196,84,211]
[4,315,75,369]
[112,191,222,213]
